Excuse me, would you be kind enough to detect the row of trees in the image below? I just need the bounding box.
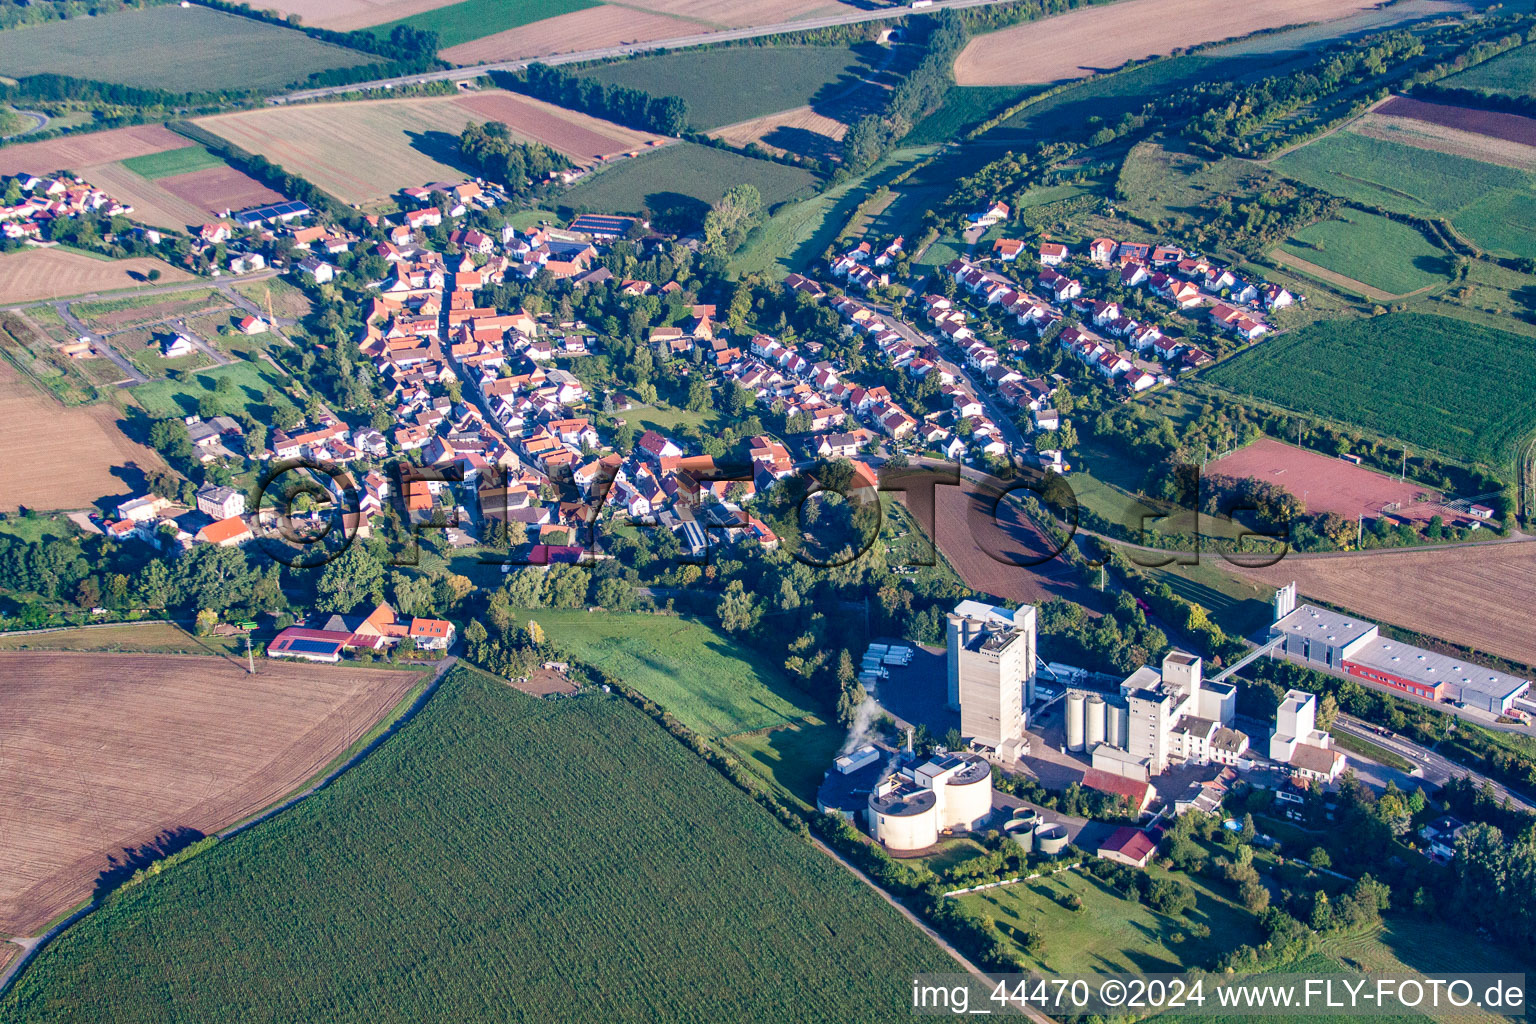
[841,11,968,172]
[458,121,567,197]
[495,65,688,136]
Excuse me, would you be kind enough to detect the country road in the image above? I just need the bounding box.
[1333,713,1536,813]
[274,0,1024,104]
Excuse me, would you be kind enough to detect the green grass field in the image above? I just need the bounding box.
[1439,43,1536,100]
[1274,130,1536,260]
[962,866,1262,974]
[368,0,599,51]
[128,359,285,420]
[1147,561,1275,640]
[0,667,955,1022]
[1279,211,1448,296]
[120,144,225,180]
[1204,312,1536,465]
[526,609,821,738]
[721,718,847,806]
[563,142,817,228]
[903,85,1039,145]
[0,6,372,93]
[580,46,870,130]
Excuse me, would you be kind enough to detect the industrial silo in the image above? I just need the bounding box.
[1085,694,1106,749]
[1009,824,1034,854]
[940,755,994,830]
[1034,822,1069,856]
[1108,702,1129,748]
[1066,690,1087,751]
[867,781,939,851]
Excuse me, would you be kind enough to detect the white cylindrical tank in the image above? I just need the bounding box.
[1109,703,1129,748]
[868,793,938,851]
[941,757,994,830]
[1066,691,1087,751]
[1086,695,1106,749]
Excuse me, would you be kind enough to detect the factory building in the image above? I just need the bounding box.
[947,600,1036,757]
[1268,689,1345,782]
[1067,651,1245,779]
[866,752,994,852]
[1270,600,1530,714]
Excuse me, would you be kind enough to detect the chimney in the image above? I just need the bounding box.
[905,726,914,753]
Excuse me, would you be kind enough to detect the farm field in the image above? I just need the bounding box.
[960,866,1262,973]
[0,650,427,935]
[711,105,848,162]
[1278,211,1447,296]
[156,165,288,218]
[952,0,1380,85]
[194,91,666,206]
[579,45,872,130]
[1205,438,1452,525]
[526,608,819,738]
[616,0,854,29]
[0,668,956,1021]
[1273,130,1536,260]
[1206,0,1475,56]
[1374,95,1536,148]
[0,123,191,177]
[720,718,846,806]
[366,0,601,50]
[1203,313,1536,466]
[561,141,817,227]
[120,144,226,180]
[0,6,373,93]
[71,160,210,230]
[1351,97,1536,172]
[902,85,1039,145]
[1439,41,1536,100]
[440,5,701,63]
[247,0,464,32]
[0,622,238,655]
[1233,540,1536,669]
[0,247,191,305]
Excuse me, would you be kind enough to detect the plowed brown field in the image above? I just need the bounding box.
[157,165,286,217]
[0,124,190,177]
[1234,541,1536,668]
[954,0,1380,85]
[710,105,848,161]
[0,248,191,305]
[0,650,428,935]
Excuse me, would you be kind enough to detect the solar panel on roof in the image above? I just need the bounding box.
[285,638,343,655]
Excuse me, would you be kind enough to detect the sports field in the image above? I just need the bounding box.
[0,650,427,935]
[579,45,871,129]
[194,91,665,205]
[1206,438,1450,525]
[527,609,819,737]
[0,6,373,93]
[1204,313,1536,465]
[0,668,956,1021]
[366,0,601,49]
[562,141,817,226]
[1273,130,1536,260]
[1439,42,1536,100]
[1278,211,1447,296]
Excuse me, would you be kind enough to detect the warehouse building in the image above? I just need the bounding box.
[1270,602,1530,714]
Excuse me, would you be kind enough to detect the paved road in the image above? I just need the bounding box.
[52,301,147,385]
[1,108,47,140]
[274,0,1023,103]
[1333,712,1535,812]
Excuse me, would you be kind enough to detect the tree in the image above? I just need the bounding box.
[194,608,218,635]
[701,183,762,256]
[594,576,634,611]
[316,544,384,614]
[1308,846,1332,870]
[1316,692,1339,730]
[686,374,710,413]
[716,579,759,633]
[1240,812,1256,844]
[147,269,162,282]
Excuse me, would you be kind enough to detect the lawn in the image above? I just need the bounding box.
[721,718,847,807]
[366,0,599,50]
[0,6,372,93]
[1279,211,1449,296]
[0,667,956,1022]
[0,621,239,656]
[127,359,286,420]
[120,144,226,180]
[1439,43,1536,100]
[525,609,822,738]
[1146,560,1275,640]
[961,865,1262,974]
[1274,130,1536,259]
[579,46,871,131]
[562,141,817,229]
[1203,312,1536,465]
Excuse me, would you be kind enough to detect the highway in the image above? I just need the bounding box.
[274,0,1022,103]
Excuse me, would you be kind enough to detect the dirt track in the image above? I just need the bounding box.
[953,0,1380,85]
[0,651,426,935]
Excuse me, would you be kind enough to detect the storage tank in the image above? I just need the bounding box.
[867,782,939,851]
[1009,824,1034,853]
[1034,822,1069,856]
[1109,703,1129,748]
[1066,691,1087,751]
[1085,694,1106,749]
[940,756,994,830]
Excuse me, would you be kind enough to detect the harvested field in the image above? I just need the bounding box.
[0,651,426,935]
[1377,95,1536,147]
[156,165,286,218]
[0,248,191,306]
[620,0,848,28]
[74,161,209,231]
[512,665,579,696]
[0,622,231,655]
[1233,541,1536,668]
[1352,112,1536,172]
[902,474,1105,609]
[441,4,701,63]
[251,0,464,31]
[0,124,191,177]
[710,105,848,161]
[194,91,666,206]
[0,369,167,511]
[953,0,1380,85]
[1205,438,1455,526]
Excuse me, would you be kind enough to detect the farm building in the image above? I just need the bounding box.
[267,627,350,663]
[1097,826,1157,868]
[1270,602,1530,713]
